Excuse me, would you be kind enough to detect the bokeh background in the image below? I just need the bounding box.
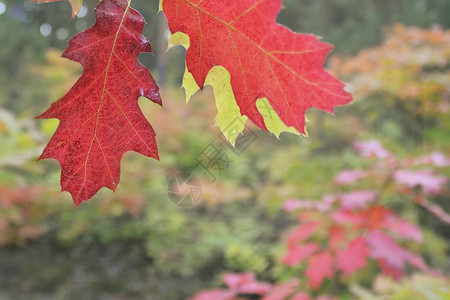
[0,0,449,299]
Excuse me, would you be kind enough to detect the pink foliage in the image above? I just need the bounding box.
[377,259,404,280]
[239,281,272,295]
[191,140,446,299]
[191,273,333,300]
[366,231,411,270]
[336,237,370,275]
[331,210,365,225]
[284,243,320,267]
[334,170,368,185]
[407,254,441,276]
[190,289,235,300]
[412,152,450,167]
[305,252,334,289]
[351,140,448,223]
[283,199,332,212]
[223,272,255,289]
[385,215,423,243]
[354,140,392,159]
[288,222,321,246]
[191,272,272,300]
[339,190,377,209]
[283,199,316,212]
[417,197,450,224]
[393,170,447,194]
[281,186,436,290]
[262,280,299,300]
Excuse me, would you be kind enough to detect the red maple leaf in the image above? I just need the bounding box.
[38,0,161,205]
[163,0,352,134]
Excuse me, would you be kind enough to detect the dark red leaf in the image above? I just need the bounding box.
[38,0,161,205]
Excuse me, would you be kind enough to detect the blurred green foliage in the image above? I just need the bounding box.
[351,274,450,299]
[281,0,450,54]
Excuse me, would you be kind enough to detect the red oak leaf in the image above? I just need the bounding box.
[305,251,334,289]
[336,237,370,275]
[163,0,352,134]
[38,0,161,205]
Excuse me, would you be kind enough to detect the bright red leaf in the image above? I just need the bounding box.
[38,0,161,205]
[163,0,352,134]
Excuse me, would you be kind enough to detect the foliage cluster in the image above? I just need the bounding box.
[191,139,449,299]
